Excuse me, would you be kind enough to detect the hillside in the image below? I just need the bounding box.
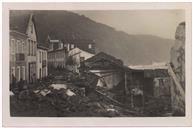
[10,10,175,65]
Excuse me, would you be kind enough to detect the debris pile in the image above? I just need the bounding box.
[10,68,173,117]
[10,78,140,117]
[143,96,172,116]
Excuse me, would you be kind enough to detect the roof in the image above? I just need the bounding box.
[48,48,67,53]
[37,44,49,50]
[82,52,131,71]
[10,11,49,48]
[129,62,168,70]
[10,11,30,34]
[84,52,123,66]
[10,30,28,38]
[68,47,94,56]
[10,11,95,47]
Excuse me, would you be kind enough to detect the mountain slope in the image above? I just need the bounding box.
[10,10,175,65]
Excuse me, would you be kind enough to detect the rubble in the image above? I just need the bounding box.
[40,89,51,96]
[143,96,172,116]
[66,89,76,96]
[49,84,67,90]
[10,67,173,117]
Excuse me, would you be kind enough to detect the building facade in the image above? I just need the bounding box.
[81,52,125,89]
[36,45,48,79]
[10,13,38,84]
[10,31,28,83]
[47,35,95,71]
[26,14,38,83]
[48,49,67,69]
[66,47,94,73]
[63,39,95,54]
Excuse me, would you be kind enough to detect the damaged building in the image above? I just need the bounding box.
[129,63,172,110]
[80,52,128,90]
[80,52,172,114]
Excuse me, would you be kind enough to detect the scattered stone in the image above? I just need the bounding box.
[66,89,76,96]
[49,84,67,90]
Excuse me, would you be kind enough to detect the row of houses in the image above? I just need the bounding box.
[10,14,48,84]
[47,34,95,73]
[10,13,96,84]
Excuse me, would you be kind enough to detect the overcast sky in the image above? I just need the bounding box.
[74,10,185,40]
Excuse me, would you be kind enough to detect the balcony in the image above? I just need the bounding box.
[42,60,47,67]
[16,53,25,61]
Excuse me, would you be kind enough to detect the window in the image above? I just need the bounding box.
[80,57,85,62]
[45,51,47,60]
[21,66,25,80]
[31,40,33,56]
[16,40,20,53]
[71,44,74,49]
[28,39,30,55]
[11,39,15,54]
[43,52,46,60]
[88,44,92,49]
[33,43,34,56]
[39,68,42,79]
[33,41,36,56]
[11,67,15,83]
[16,66,20,82]
[42,52,44,60]
[21,41,24,53]
[31,24,33,34]
[39,51,41,63]
[18,41,22,53]
[32,41,34,55]
[41,52,43,62]
[11,67,15,76]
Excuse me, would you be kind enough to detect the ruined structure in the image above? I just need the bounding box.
[169,22,185,115]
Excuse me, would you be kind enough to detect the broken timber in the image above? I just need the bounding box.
[95,89,143,116]
[95,89,124,106]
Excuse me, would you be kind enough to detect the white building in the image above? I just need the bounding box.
[10,13,38,83]
[67,47,94,73]
[36,45,48,79]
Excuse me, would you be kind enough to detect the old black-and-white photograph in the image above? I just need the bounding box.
[9,9,186,117]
